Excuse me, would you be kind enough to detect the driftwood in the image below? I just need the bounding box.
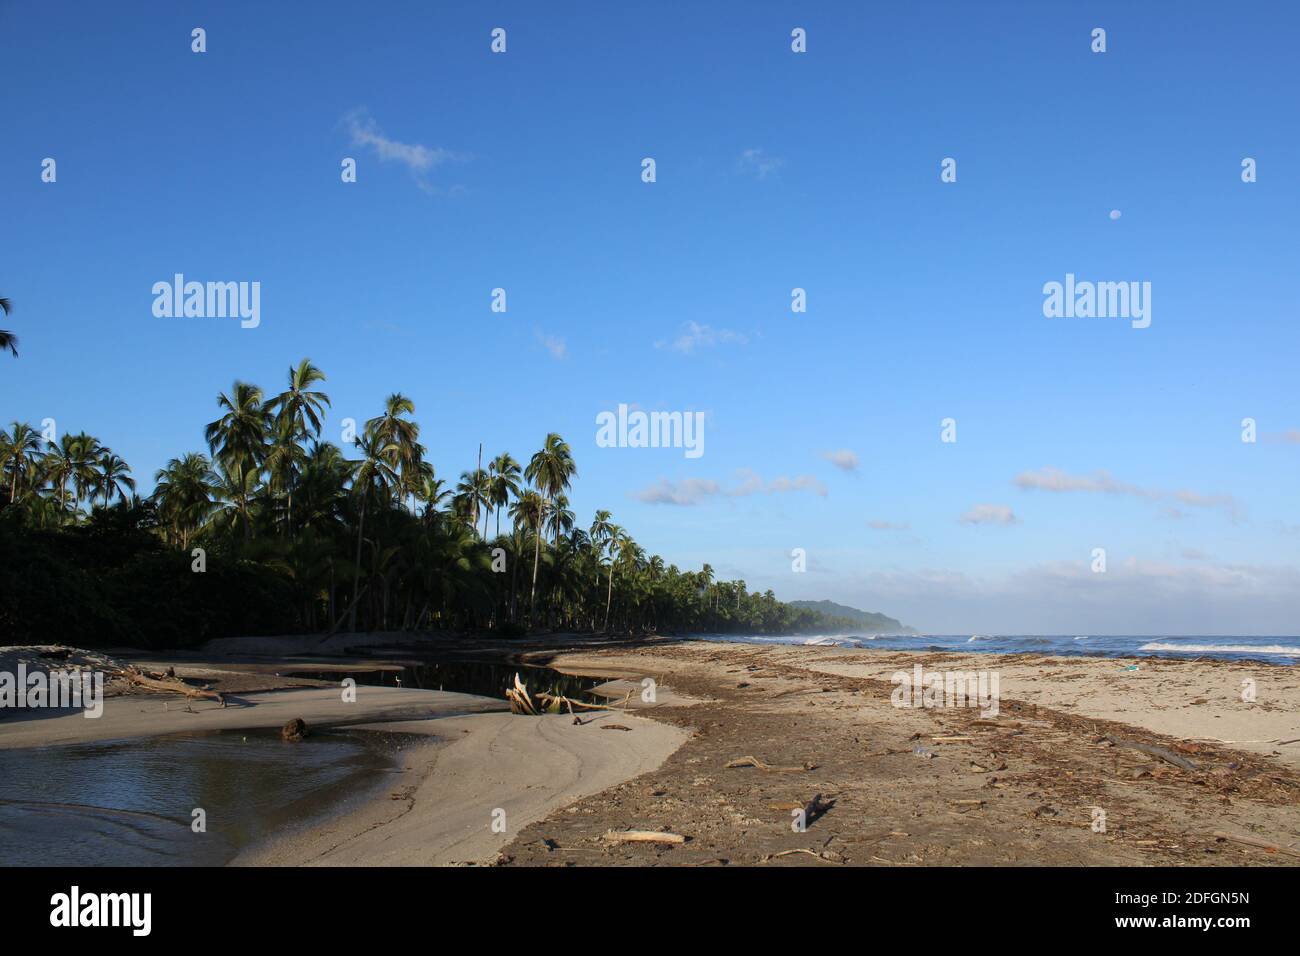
[762,848,844,865]
[725,755,817,773]
[603,830,686,845]
[505,673,539,715]
[800,793,835,827]
[1212,831,1300,859]
[117,667,225,706]
[1104,735,1198,771]
[535,693,619,711]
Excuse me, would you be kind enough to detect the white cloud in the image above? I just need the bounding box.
[656,321,748,354]
[343,108,465,192]
[868,519,910,531]
[633,469,826,506]
[959,504,1019,526]
[632,478,721,506]
[739,148,784,180]
[822,449,859,472]
[1013,466,1241,519]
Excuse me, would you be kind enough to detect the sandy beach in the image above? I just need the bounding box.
[3,636,1298,867]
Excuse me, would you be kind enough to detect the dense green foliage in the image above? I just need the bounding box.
[788,600,913,634]
[2,359,847,648]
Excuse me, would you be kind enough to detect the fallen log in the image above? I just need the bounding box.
[603,830,686,845]
[1105,735,1198,771]
[762,848,844,865]
[725,755,817,773]
[116,667,225,706]
[535,693,619,711]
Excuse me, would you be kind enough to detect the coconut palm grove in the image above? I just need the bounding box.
[0,352,847,647]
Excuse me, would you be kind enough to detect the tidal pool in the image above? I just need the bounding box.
[0,727,408,867]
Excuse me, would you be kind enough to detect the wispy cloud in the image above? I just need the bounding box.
[633,469,826,506]
[1263,428,1300,444]
[1013,466,1241,518]
[959,504,1019,526]
[656,321,748,354]
[536,330,567,360]
[343,107,466,193]
[632,478,721,506]
[822,449,859,472]
[868,519,910,531]
[738,148,784,180]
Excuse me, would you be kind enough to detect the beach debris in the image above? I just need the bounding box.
[913,747,935,759]
[724,755,817,773]
[800,793,835,827]
[603,829,687,845]
[932,736,975,743]
[115,665,226,707]
[601,724,632,732]
[948,799,985,813]
[1104,734,1199,771]
[505,673,539,715]
[1212,831,1300,859]
[281,718,309,742]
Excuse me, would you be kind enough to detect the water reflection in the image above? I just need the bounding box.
[0,728,399,866]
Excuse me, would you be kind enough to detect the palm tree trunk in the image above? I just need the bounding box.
[350,485,368,632]
[529,523,542,623]
[604,565,615,632]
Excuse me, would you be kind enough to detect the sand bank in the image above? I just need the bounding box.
[236,709,690,866]
[0,685,505,749]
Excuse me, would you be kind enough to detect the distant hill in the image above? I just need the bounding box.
[789,600,916,635]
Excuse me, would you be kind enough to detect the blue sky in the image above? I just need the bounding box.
[3,1,1297,633]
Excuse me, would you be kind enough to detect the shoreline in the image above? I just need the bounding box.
[3,635,1297,866]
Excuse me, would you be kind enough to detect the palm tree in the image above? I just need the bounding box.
[1,422,42,504]
[65,432,103,508]
[264,417,307,536]
[96,451,136,508]
[603,525,626,631]
[266,359,330,534]
[510,488,546,622]
[212,462,261,539]
[205,383,270,539]
[43,434,82,516]
[524,433,576,618]
[153,453,218,548]
[546,492,575,543]
[205,382,270,476]
[488,452,521,538]
[366,394,420,510]
[418,474,452,526]
[0,297,16,358]
[267,359,331,437]
[347,424,399,631]
[455,468,492,538]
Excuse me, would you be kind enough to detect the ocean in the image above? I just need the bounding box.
[701,633,1300,665]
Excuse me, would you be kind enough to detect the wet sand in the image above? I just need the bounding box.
[236,709,690,866]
